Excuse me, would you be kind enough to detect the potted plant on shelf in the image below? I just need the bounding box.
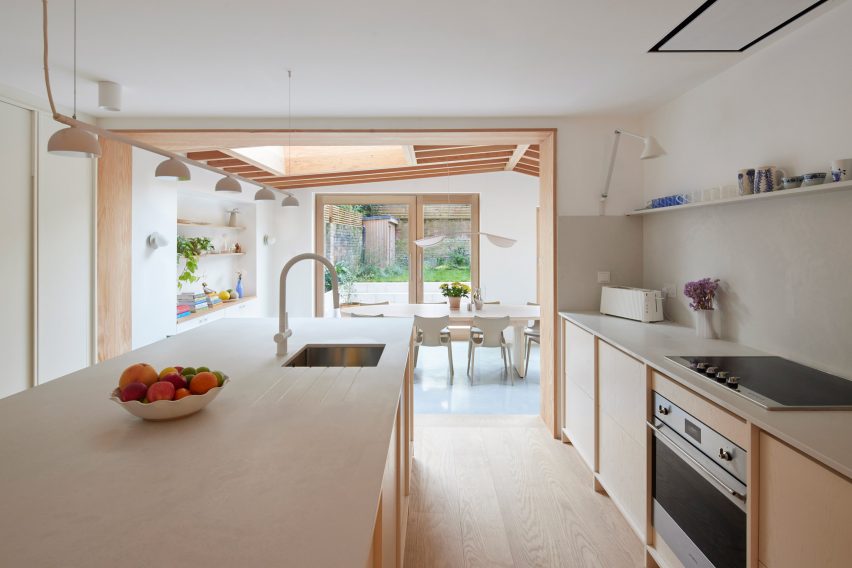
[439,281,471,310]
[684,278,720,339]
[177,236,212,290]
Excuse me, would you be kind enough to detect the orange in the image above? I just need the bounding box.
[118,363,159,389]
[189,372,218,395]
[174,388,191,400]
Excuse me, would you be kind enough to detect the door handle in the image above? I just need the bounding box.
[647,421,746,502]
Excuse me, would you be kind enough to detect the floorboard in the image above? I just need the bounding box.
[404,415,644,568]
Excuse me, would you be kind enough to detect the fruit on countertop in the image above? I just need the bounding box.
[189,372,218,395]
[158,367,177,379]
[180,367,197,377]
[160,373,188,390]
[174,388,191,400]
[147,381,176,402]
[120,382,148,402]
[213,371,225,387]
[119,363,159,389]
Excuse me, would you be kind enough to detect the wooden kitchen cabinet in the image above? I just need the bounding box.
[368,349,413,568]
[562,320,597,471]
[758,432,852,568]
[597,340,646,539]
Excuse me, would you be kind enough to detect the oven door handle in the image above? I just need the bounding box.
[647,421,746,502]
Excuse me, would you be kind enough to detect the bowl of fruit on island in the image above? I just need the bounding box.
[110,363,229,421]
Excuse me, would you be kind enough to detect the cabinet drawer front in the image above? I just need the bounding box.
[564,321,595,397]
[598,412,646,540]
[564,380,595,472]
[759,432,852,568]
[598,341,645,447]
[651,371,748,450]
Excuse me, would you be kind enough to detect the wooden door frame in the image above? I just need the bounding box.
[113,128,559,438]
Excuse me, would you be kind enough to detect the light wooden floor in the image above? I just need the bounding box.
[404,415,644,568]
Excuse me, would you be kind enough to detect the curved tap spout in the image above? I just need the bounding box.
[275,253,340,356]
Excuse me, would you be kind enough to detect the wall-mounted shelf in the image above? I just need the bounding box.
[178,221,246,230]
[200,252,245,258]
[177,296,256,324]
[627,179,852,216]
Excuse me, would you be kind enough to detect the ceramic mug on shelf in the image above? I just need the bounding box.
[737,168,755,195]
[754,166,783,193]
[831,159,852,182]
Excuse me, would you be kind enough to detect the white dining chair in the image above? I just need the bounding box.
[352,313,384,318]
[413,315,454,381]
[523,301,540,377]
[467,315,512,384]
[357,300,390,306]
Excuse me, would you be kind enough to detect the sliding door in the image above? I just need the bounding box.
[415,194,479,303]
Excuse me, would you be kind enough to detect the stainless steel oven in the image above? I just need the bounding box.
[650,392,747,568]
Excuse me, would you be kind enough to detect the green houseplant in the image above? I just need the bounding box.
[439,281,471,310]
[177,235,212,290]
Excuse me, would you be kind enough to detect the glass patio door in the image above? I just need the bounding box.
[316,195,417,315]
[415,195,479,303]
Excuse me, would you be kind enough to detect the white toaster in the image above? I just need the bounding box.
[599,286,664,323]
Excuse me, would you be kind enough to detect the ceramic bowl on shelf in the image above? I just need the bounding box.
[802,173,827,187]
[782,176,804,189]
[110,378,229,421]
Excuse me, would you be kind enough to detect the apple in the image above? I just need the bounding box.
[147,381,175,402]
[120,382,148,402]
[159,373,188,390]
[174,366,184,373]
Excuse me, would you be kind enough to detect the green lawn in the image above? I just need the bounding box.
[347,267,470,283]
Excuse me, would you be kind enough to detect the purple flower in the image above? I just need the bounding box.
[683,278,720,311]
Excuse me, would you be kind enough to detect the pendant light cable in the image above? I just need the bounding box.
[73,0,77,119]
[42,0,57,116]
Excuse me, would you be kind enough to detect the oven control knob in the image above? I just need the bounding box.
[726,376,740,389]
[696,362,708,370]
[705,366,719,377]
[657,405,671,415]
[719,448,733,461]
[715,371,729,382]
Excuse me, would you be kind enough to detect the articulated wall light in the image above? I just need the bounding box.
[599,129,665,214]
[146,232,168,249]
[155,157,191,181]
[98,81,122,111]
[215,176,242,192]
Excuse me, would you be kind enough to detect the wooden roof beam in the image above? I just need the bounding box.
[506,144,531,171]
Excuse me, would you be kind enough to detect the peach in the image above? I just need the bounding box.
[147,381,175,402]
[120,382,148,402]
[118,363,159,390]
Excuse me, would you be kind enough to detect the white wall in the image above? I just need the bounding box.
[641,3,852,375]
[264,171,539,317]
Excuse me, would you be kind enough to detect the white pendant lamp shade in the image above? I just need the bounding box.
[414,235,446,248]
[47,126,101,158]
[215,176,242,192]
[483,233,517,248]
[254,187,276,201]
[281,193,299,207]
[640,136,665,160]
[155,157,191,181]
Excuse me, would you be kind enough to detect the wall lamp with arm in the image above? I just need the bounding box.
[600,129,665,215]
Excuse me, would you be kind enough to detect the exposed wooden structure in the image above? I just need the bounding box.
[177,143,542,191]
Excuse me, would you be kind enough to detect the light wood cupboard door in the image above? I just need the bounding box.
[563,320,596,471]
[597,341,646,539]
[758,432,852,568]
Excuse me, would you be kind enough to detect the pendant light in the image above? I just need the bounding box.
[254,186,276,200]
[46,0,101,158]
[215,176,242,192]
[279,70,299,207]
[282,193,299,207]
[155,157,191,181]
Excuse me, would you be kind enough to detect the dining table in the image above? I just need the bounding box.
[342,303,540,377]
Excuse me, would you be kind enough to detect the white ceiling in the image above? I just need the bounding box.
[0,0,837,118]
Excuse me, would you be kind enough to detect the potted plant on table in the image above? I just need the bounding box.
[439,281,471,310]
[684,278,720,339]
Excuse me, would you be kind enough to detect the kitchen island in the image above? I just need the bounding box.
[0,317,414,568]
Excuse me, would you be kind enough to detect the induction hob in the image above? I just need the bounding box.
[666,356,852,410]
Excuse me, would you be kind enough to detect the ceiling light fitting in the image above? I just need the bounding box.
[281,193,299,207]
[98,80,122,111]
[254,187,276,201]
[155,157,191,181]
[215,176,242,192]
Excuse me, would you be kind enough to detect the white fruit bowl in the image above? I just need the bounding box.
[110,378,229,421]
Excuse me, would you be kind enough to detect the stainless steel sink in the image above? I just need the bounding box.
[283,344,385,368]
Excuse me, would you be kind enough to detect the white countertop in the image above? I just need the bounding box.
[0,317,413,568]
[560,311,852,479]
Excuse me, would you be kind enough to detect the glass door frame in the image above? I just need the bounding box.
[414,194,480,304]
[313,193,480,315]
